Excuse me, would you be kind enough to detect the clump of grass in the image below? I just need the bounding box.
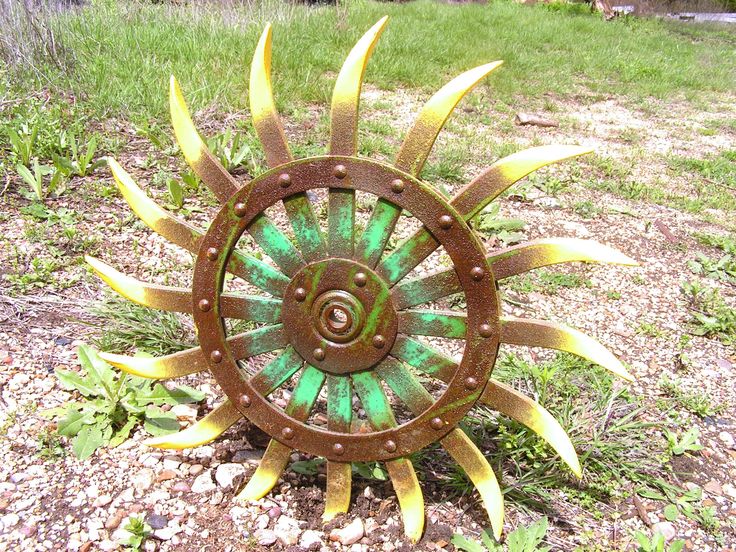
[681,280,735,345]
[659,376,723,418]
[88,295,195,355]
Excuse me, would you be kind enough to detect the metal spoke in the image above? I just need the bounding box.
[355,199,402,268]
[398,309,467,339]
[324,374,353,521]
[282,193,327,262]
[107,158,289,296]
[249,346,304,397]
[99,324,287,380]
[390,335,456,383]
[247,213,306,277]
[328,188,355,258]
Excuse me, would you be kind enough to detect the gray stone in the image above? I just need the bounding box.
[255,529,277,546]
[274,515,301,546]
[232,449,263,464]
[145,513,168,530]
[300,529,323,549]
[131,469,156,492]
[191,472,216,494]
[652,521,676,542]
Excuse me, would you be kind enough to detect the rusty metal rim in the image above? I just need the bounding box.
[192,155,500,462]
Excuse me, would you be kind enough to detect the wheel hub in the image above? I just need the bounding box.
[282,259,397,374]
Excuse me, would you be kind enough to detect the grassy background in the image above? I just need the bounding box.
[12,0,735,121]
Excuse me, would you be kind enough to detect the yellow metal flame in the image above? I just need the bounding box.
[145,401,242,450]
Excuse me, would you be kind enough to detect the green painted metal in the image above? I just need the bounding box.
[328,189,355,258]
[398,310,467,339]
[390,335,456,381]
[351,371,396,431]
[377,229,438,286]
[286,364,326,419]
[248,213,305,276]
[376,359,434,412]
[327,375,352,432]
[250,345,304,396]
[355,199,402,268]
[283,193,327,262]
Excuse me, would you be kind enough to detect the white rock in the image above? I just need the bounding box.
[94,494,112,508]
[718,431,735,449]
[67,538,82,550]
[215,463,246,490]
[131,469,155,492]
[299,529,323,548]
[273,515,301,546]
[2,513,20,528]
[162,455,181,471]
[153,525,182,541]
[191,471,216,494]
[172,404,198,419]
[255,529,277,546]
[652,521,676,542]
[98,540,119,551]
[334,518,364,545]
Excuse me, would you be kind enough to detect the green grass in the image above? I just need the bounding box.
[6,0,735,124]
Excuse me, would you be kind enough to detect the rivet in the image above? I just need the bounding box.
[430,417,444,430]
[210,350,223,363]
[333,165,347,179]
[294,287,307,302]
[479,323,493,338]
[313,348,326,361]
[470,267,485,281]
[239,394,251,408]
[464,377,479,390]
[438,215,453,229]
[278,173,291,188]
[198,299,211,312]
[282,427,294,440]
[390,179,404,193]
[234,202,247,217]
[354,272,368,287]
[333,443,344,456]
[206,247,219,261]
[384,440,397,453]
[372,335,385,349]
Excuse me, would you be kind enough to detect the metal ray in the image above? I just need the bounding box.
[480,380,581,477]
[169,75,238,202]
[238,365,325,501]
[378,146,593,286]
[329,16,388,155]
[106,157,289,296]
[250,24,292,167]
[397,309,466,339]
[395,61,503,176]
[247,213,306,277]
[392,238,635,310]
[144,400,242,450]
[501,317,634,381]
[249,346,304,397]
[390,335,456,382]
[386,459,425,543]
[99,324,287,379]
[375,358,503,539]
[324,375,353,521]
[86,256,282,322]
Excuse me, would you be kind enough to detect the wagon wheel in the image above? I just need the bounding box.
[88,18,636,542]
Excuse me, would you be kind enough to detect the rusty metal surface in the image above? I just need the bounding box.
[192,156,499,462]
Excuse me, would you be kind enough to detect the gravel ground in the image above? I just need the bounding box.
[1,86,734,551]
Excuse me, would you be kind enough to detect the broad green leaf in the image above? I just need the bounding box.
[450,534,485,552]
[143,407,179,436]
[57,408,95,436]
[134,383,205,407]
[663,504,679,521]
[55,368,98,397]
[77,344,115,398]
[72,425,105,460]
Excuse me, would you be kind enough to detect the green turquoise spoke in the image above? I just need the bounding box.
[391,268,460,311]
[248,213,305,276]
[390,335,456,382]
[222,294,282,323]
[283,193,327,262]
[355,199,402,268]
[327,374,352,432]
[286,364,326,419]
[351,371,397,431]
[250,345,304,395]
[230,324,288,361]
[229,250,290,297]
[328,189,355,258]
[397,310,467,339]
[375,359,433,414]
[376,227,438,286]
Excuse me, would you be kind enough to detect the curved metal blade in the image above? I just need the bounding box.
[106,157,289,296]
[480,380,582,477]
[237,438,292,501]
[250,24,292,167]
[386,458,425,543]
[324,461,352,522]
[441,429,504,540]
[85,256,283,322]
[501,317,634,381]
[378,145,593,286]
[391,238,636,310]
[144,400,242,450]
[329,16,388,155]
[99,324,287,379]
[237,365,325,501]
[169,75,238,202]
[395,61,503,176]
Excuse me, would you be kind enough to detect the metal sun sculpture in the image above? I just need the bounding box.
[87,18,637,542]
